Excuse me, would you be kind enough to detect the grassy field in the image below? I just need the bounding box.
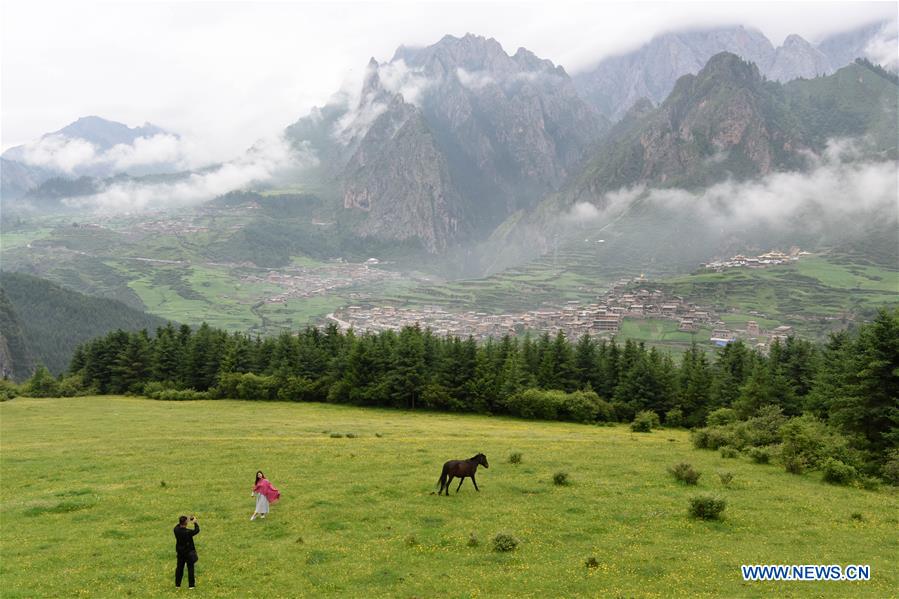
[1,397,896,598]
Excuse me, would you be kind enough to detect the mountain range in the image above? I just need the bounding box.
[573,20,896,121]
[1,116,179,199]
[2,20,896,258]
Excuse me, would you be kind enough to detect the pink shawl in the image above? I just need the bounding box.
[253,478,281,503]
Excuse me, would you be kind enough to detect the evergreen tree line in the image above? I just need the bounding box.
[14,308,898,478]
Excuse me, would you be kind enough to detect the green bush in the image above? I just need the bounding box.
[881,450,899,486]
[783,455,806,474]
[692,429,711,449]
[467,533,479,547]
[706,408,738,427]
[664,408,684,428]
[631,410,660,432]
[669,463,701,485]
[780,415,852,470]
[585,556,600,569]
[505,389,612,423]
[720,446,739,459]
[0,379,20,401]
[152,389,209,401]
[492,533,519,552]
[718,472,734,487]
[553,471,570,486]
[821,458,857,485]
[25,365,59,397]
[508,452,522,465]
[688,495,726,520]
[748,447,772,464]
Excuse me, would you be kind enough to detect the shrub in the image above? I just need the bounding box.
[669,463,701,485]
[277,375,319,402]
[508,452,522,465]
[718,472,734,487]
[720,446,739,459]
[553,471,570,486]
[748,447,771,464]
[664,408,684,428]
[881,450,899,486]
[467,533,479,547]
[688,495,726,520]
[345,433,357,439]
[692,429,711,449]
[706,408,738,427]
[631,410,660,432]
[821,458,856,485]
[783,456,806,475]
[0,379,20,401]
[780,415,852,470]
[850,512,864,521]
[151,389,209,401]
[744,406,787,447]
[25,365,59,397]
[329,433,344,438]
[585,556,599,569]
[492,533,519,552]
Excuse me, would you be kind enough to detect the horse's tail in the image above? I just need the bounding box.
[437,464,448,490]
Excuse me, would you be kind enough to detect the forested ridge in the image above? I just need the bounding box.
[11,308,898,483]
[0,271,167,376]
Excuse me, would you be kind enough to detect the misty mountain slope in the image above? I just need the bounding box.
[285,33,606,252]
[0,287,36,381]
[0,271,168,376]
[1,116,182,201]
[573,21,894,121]
[479,53,898,279]
[563,54,898,204]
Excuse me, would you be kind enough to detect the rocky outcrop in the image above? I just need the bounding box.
[563,52,897,205]
[286,33,606,252]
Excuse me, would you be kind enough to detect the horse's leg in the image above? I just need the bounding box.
[472,474,480,491]
[456,477,465,492]
[444,476,453,495]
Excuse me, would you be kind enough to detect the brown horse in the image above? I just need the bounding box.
[436,453,489,495]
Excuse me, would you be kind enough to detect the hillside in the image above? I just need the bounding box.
[0,288,36,380]
[573,21,893,121]
[0,272,168,376]
[1,397,896,597]
[285,33,606,252]
[564,55,898,203]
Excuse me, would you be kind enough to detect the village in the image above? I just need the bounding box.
[244,260,403,304]
[328,278,795,350]
[701,247,811,271]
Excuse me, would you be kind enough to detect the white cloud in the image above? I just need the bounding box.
[17,132,202,175]
[21,135,97,173]
[599,140,897,230]
[5,1,893,160]
[864,20,899,70]
[62,135,315,212]
[456,67,495,90]
[104,134,184,170]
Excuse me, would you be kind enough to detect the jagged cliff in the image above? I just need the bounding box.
[286,34,606,252]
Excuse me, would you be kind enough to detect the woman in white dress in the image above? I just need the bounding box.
[251,471,280,520]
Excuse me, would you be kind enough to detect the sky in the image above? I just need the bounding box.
[2,0,896,161]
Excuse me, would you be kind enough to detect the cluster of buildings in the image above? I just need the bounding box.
[702,248,810,271]
[329,279,798,351]
[245,263,401,305]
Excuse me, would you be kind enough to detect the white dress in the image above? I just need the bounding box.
[254,492,270,513]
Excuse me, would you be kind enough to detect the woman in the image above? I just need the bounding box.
[251,471,280,520]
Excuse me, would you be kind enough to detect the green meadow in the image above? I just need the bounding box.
[1,397,896,597]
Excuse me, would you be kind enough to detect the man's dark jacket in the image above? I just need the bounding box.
[174,523,200,556]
